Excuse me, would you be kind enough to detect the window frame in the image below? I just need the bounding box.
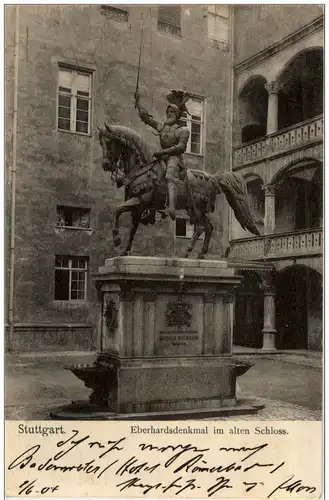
[54,256,88,301]
[180,96,205,156]
[57,65,93,136]
[207,5,229,43]
[157,5,182,37]
[56,205,91,230]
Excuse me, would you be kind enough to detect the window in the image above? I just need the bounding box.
[55,256,88,300]
[56,206,91,229]
[180,98,204,155]
[176,217,195,238]
[100,5,128,22]
[158,6,181,37]
[57,67,92,135]
[208,5,229,43]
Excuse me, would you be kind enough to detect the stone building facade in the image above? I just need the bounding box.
[6,5,233,351]
[229,5,323,351]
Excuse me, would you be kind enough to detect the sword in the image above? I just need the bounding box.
[134,24,144,109]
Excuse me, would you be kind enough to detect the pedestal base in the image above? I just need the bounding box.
[54,257,263,419]
[50,398,265,420]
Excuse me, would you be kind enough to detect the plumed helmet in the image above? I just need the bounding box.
[166,90,191,117]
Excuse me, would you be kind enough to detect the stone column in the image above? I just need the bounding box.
[119,283,134,357]
[144,291,157,356]
[222,293,234,354]
[261,275,277,350]
[263,183,276,235]
[265,81,281,135]
[203,292,215,354]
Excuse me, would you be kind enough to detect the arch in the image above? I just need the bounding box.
[275,46,324,83]
[276,47,323,129]
[237,74,268,96]
[276,263,322,279]
[243,172,264,184]
[238,75,268,143]
[271,157,322,186]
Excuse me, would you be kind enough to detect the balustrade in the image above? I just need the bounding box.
[233,115,323,167]
[230,228,322,260]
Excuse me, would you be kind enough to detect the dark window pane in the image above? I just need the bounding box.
[71,270,78,280]
[58,118,70,130]
[71,289,78,300]
[77,90,89,97]
[176,218,187,237]
[77,98,89,111]
[55,269,69,300]
[59,86,71,94]
[191,115,201,121]
[76,121,88,134]
[55,256,69,268]
[58,106,71,119]
[76,110,88,122]
[191,122,201,133]
[191,142,200,154]
[59,94,71,107]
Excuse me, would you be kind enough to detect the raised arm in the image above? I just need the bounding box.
[134,90,161,132]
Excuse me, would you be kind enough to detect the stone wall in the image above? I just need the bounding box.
[234,5,323,65]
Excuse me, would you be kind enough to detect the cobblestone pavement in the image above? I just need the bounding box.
[5,352,322,421]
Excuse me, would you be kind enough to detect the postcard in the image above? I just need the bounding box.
[5,3,323,498]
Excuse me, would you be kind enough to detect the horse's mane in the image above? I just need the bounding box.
[103,124,153,163]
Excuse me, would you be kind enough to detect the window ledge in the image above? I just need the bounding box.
[185,152,204,159]
[57,129,92,138]
[52,300,89,306]
[55,226,93,232]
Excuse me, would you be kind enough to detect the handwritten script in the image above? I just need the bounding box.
[6,422,320,498]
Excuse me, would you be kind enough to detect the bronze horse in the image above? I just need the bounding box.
[99,124,260,258]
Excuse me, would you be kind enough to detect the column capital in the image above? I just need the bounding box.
[263,183,276,196]
[265,80,282,95]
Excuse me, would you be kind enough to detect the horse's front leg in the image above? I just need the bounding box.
[183,225,204,258]
[113,197,140,247]
[120,208,142,256]
[197,215,214,259]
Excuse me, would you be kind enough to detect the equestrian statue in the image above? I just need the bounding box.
[98,86,260,259]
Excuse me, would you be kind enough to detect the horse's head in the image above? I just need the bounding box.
[98,124,123,173]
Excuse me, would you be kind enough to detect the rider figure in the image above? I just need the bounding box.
[135,89,190,220]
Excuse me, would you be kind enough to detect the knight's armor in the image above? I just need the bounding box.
[135,90,190,219]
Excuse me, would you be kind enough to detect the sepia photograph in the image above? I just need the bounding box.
[5,3,323,427]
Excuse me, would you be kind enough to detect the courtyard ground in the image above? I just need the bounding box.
[5,350,322,421]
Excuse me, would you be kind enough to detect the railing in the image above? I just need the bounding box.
[233,115,323,167]
[157,20,181,38]
[230,228,323,261]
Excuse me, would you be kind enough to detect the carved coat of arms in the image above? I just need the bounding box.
[104,298,118,332]
[166,299,192,328]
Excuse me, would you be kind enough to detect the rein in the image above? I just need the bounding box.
[113,157,158,186]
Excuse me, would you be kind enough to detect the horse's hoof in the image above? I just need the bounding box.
[113,236,121,247]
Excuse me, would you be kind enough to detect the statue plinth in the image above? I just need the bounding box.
[51,257,263,419]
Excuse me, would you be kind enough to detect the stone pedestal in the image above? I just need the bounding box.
[52,257,263,419]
